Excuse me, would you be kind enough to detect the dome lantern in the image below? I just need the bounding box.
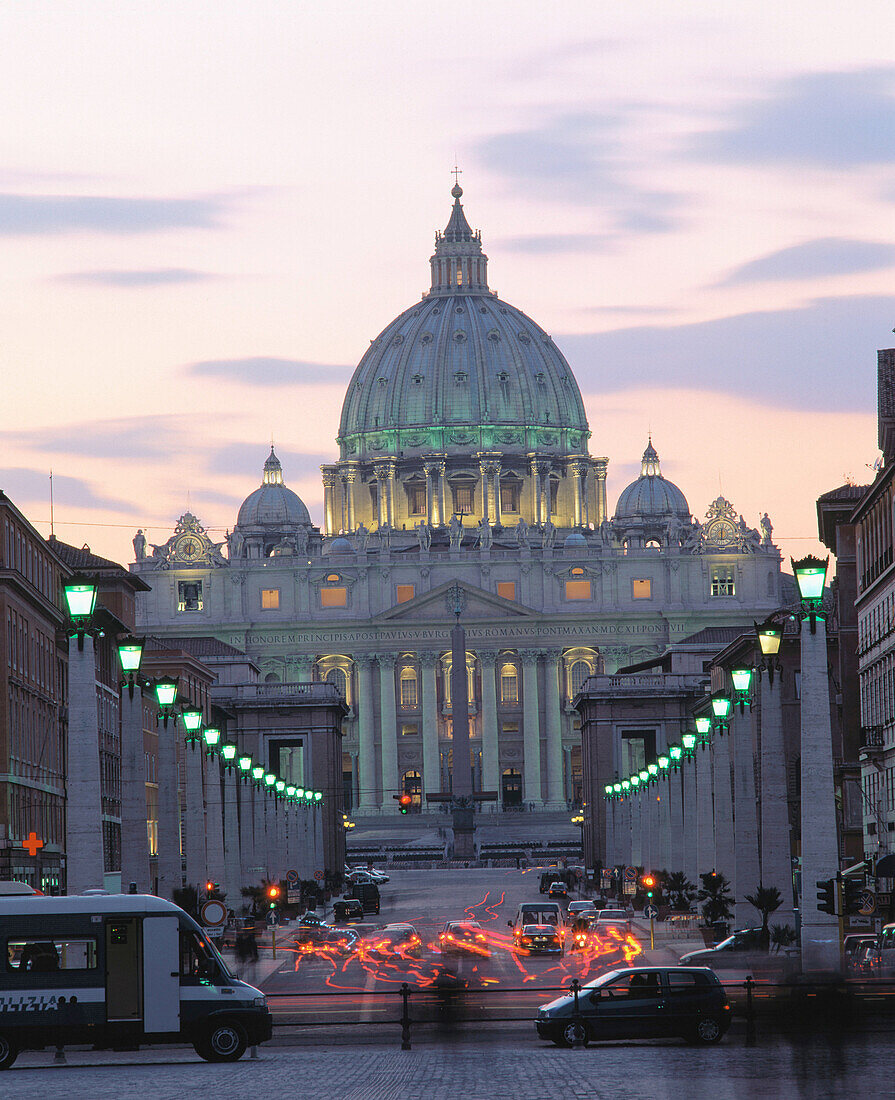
[429,182,489,295]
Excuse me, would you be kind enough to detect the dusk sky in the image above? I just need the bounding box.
[2,1,894,567]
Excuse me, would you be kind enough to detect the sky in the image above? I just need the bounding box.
[1,1,894,569]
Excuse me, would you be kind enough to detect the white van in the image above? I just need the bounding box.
[509,901,564,943]
[0,894,271,1070]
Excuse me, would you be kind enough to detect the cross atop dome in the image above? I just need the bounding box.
[429,177,489,294]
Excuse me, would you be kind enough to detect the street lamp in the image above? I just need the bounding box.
[203,726,221,752]
[238,754,252,778]
[252,765,265,783]
[116,635,145,697]
[669,745,683,769]
[730,666,753,712]
[647,763,659,783]
[264,772,276,788]
[153,678,179,727]
[63,575,99,649]
[314,792,322,802]
[681,732,697,756]
[710,691,732,731]
[181,706,203,748]
[221,743,238,768]
[275,779,286,794]
[694,715,712,748]
[792,555,829,632]
[658,755,669,771]
[755,616,784,683]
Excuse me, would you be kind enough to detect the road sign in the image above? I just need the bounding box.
[644,904,659,920]
[267,910,279,927]
[285,868,299,884]
[287,889,302,904]
[859,890,876,916]
[624,866,636,882]
[204,925,224,939]
[200,899,227,927]
[314,869,324,881]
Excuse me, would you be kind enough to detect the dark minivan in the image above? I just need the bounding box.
[345,882,380,914]
[536,966,730,1047]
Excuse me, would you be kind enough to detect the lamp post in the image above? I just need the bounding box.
[679,733,699,885]
[792,554,839,971]
[710,691,735,899]
[251,764,267,882]
[727,664,760,929]
[203,729,226,895]
[220,743,242,906]
[693,714,715,879]
[153,677,182,900]
[180,707,206,891]
[62,576,105,894]
[629,775,642,867]
[117,636,150,894]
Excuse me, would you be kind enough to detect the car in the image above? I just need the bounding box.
[346,870,378,885]
[593,909,632,934]
[292,914,358,954]
[439,920,490,957]
[332,898,365,924]
[566,901,598,925]
[367,869,390,884]
[345,881,380,914]
[363,923,423,959]
[844,934,877,972]
[536,966,731,1047]
[515,923,563,955]
[679,927,766,967]
[548,881,569,899]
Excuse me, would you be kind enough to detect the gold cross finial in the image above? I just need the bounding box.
[452,162,462,186]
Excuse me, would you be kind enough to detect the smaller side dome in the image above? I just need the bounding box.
[614,439,690,521]
[233,447,314,558]
[564,532,587,548]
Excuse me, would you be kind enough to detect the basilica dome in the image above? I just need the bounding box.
[236,447,311,529]
[337,184,589,463]
[614,441,690,521]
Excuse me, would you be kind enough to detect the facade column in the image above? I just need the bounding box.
[759,674,794,927]
[321,467,337,536]
[239,776,256,889]
[492,462,502,527]
[529,457,542,524]
[155,718,182,901]
[356,655,377,812]
[421,653,441,798]
[543,649,565,808]
[205,754,226,889]
[695,743,714,878]
[520,650,543,806]
[682,758,699,884]
[569,460,583,527]
[800,618,840,971]
[731,708,760,927]
[350,752,359,813]
[630,790,642,865]
[478,456,491,524]
[593,461,608,524]
[374,466,388,528]
[386,461,397,527]
[657,775,672,872]
[379,654,399,812]
[222,763,242,905]
[478,649,499,811]
[183,740,207,890]
[436,460,447,525]
[581,468,590,527]
[66,635,106,893]
[344,467,357,531]
[712,734,735,890]
[119,687,150,893]
[424,460,437,527]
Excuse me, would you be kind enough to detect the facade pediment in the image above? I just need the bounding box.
[376,580,537,623]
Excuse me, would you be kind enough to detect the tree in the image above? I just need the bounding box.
[664,871,697,912]
[697,872,734,925]
[769,924,797,954]
[744,885,782,948]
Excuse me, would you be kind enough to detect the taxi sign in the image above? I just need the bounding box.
[200,899,228,927]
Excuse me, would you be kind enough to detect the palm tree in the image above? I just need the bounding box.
[744,885,782,948]
[697,872,734,926]
[664,871,697,913]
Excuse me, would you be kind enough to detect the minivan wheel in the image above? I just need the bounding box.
[558,1021,589,1047]
[194,1019,248,1062]
[0,1033,19,1070]
[691,1016,723,1045]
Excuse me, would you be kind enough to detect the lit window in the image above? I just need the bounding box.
[500,481,521,513]
[571,567,584,575]
[321,587,347,607]
[400,667,418,708]
[456,266,463,285]
[497,581,516,601]
[401,724,419,736]
[565,579,592,601]
[177,580,203,612]
[325,667,348,698]
[632,578,652,599]
[407,484,426,516]
[711,566,735,597]
[451,484,474,514]
[326,573,341,582]
[568,660,591,696]
[261,588,280,610]
[500,663,519,704]
[396,584,415,604]
[549,478,559,515]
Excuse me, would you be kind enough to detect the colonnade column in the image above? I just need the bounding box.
[183,740,206,890]
[712,733,735,894]
[642,788,653,871]
[594,461,608,525]
[436,460,447,525]
[343,467,357,531]
[731,708,760,925]
[668,766,685,877]
[759,674,794,927]
[119,686,150,893]
[239,777,256,888]
[156,716,182,901]
[66,635,106,894]
[478,650,499,811]
[321,468,337,536]
[379,654,399,813]
[520,651,543,806]
[630,790,642,866]
[682,758,699,884]
[253,780,266,878]
[492,461,502,527]
[543,649,565,808]
[356,655,378,812]
[695,744,714,878]
[656,775,671,872]
[569,460,583,527]
[420,653,441,799]
[478,457,491,523]
[605,799,615,867]
[386,461,397,526]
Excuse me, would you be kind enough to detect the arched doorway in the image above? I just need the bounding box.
[502,768,522,809]
[401,769,422,813]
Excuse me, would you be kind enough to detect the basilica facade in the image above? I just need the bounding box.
[133,184,783,816]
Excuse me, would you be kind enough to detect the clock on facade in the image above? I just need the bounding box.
[707,519,736,547]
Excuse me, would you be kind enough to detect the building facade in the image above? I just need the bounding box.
[134,184,784,816]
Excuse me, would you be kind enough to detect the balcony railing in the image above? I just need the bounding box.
[860,725,885,752]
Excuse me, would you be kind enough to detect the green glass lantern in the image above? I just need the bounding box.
[63,577,97,622]
[314,792,322,802]
[647,763,659,781]
[276,779,285,793]
[711,692,732,721]
[154,678,178,709]
[694,716,711,737]
[117,636,144,674]
[755,618,783,656]
[731,667,753,695]
[792,555,828,608]
[286,785,296,797]
[681,733,697,753]
[181,708,203,733]
[203,727,221,749]
[222,743,237,762]
[264,773,276,787]
[638,769,649,784]
[613,782,622,795]
[304,790,313,801]
[630,775,640,788]
[238,754,252,772]
[252,765,264,781]
[295,787,305,798]
[658,755,669,770]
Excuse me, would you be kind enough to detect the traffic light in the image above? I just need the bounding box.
[266,883,281,909]
[393,793,413,814]
[863,858,875,878]
[641,874,656,898]
[816,878,835,916]
[205,880,219,896]
[843,878,863,915]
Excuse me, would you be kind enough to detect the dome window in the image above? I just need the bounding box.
[392,334,404,346]
[534,372,546,384]
[487,329,501,343]
[455,306,465,314]
[517,331,531,345]
[453,331,467,343]
[411,373,424,385]
[454,370,468,384]
[420,332,433,345]
[496,371,509,384]
[377,377,387,387]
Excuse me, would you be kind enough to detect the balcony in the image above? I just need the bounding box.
[860,725,885,760]
[221,682,345,704]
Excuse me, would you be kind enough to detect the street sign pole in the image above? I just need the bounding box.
[650,914,654,951]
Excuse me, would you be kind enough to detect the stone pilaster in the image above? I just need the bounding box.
[478,649,499,810]
[378,654,399,812]
[543,648,565,808]
[731,708,760,926]
[119,687,150,893]
[520,650,543,806]
[420,652,441,798]
[682,759,699,884]
[712,733,735,889]
[343,466,357,531]
[205,753,226,888]
[321,466,337,536]
[66,636,106,894]
[355,655,378,811]
[759,675,794,926]
[183,740,207,890]
[695,742,714,878]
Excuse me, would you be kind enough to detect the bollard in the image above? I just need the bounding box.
[400,982,412,1050]
[250,1044,259,1060]
[570,978,585,1049]
[744,975,756,1047]
[54,1044,66,1064]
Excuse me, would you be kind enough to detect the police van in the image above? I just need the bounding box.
[0,894,271,1069]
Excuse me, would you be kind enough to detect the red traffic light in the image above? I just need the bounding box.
[399,793,412,814]
[266,884,280,900]
[641,875,655,887]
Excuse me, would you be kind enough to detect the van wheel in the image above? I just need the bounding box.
[690,1016,723,1045]
[194,1020,248,1062]
[0,1033,18,1070]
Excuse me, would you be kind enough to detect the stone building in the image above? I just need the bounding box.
[133,184,784,817]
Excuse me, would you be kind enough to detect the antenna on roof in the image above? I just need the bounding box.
[49,470,54,537]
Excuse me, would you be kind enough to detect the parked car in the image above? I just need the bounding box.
[344,881,380,914]
[515,923,563,955]
[536,966,731,1047]
[679,927,766,968]
[367,869,390,884]
[439,921,490,957]
[844,934,877,973]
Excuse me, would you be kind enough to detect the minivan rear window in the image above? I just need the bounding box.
[7,938,97,971]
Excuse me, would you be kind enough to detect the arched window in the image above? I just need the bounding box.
[326,666,347,697]
[568,660,592,697]
[264,672,281,684]
[400,666,418,708]
[500,663,519,704]
[401,770,422,812]
[443,656,475,705]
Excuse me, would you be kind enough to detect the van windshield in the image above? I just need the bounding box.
[519,906,559,926]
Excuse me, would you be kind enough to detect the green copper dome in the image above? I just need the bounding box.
[337,186,589,463]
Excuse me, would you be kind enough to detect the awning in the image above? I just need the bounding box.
[875,854,895,878]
